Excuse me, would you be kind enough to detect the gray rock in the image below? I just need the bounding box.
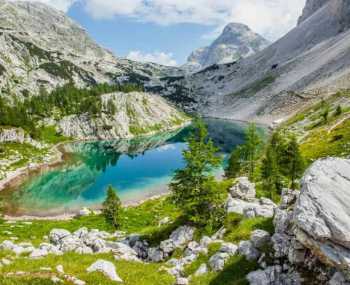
[159,239,176,255]
[250,230,271,249]
[194,263,208,276]
[238,241,260,261]
[147,247,164,263]
[280,189,298,210]
[274,208,293,234]
[87,260,122,282]
[108,242,140,262]
[209,252,230,271]
[294,158,350,271]
[220,242,238,256]
[230,177,256,201]
[73,228,89,239]
[75,245,93,255]
[271,233,291,259]
[49,229,71,245]
[60,236,82,253]
[39,243,63,255]
[169,226,195,248]
[246,265,301,285]
[30,248,48,259]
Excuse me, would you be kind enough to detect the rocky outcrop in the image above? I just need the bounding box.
[226,177,276,218]
[183,23,269,73]
[56,92,189,140]
[294,158,350,274]
[248,158,350,285]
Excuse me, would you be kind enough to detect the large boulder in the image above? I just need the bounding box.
[293,158,350,272]
[86,260,122,282]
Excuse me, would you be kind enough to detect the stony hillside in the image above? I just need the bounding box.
[183,23,269,73]
[159,0,350,124]
[56,92,189,140]
[0,0,182,97]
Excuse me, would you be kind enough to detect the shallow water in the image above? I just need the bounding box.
[1,119,260,216]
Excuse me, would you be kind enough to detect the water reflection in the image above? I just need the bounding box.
[1,119,252,216]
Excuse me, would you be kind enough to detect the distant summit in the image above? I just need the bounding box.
[183,23,270,73]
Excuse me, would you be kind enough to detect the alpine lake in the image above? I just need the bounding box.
[0,119,266,217]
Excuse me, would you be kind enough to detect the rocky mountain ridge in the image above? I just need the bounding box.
[159,0,350,124]
[183,23,269,73]
[0,0,182,97]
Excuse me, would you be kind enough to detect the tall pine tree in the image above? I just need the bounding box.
[170,119,222,226]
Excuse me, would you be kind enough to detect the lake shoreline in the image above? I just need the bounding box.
[0,122,192,220]
[0,121,191,193]
[0,118,241,220]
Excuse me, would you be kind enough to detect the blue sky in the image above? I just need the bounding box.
[19,0,306,66]
[68,2,213,65]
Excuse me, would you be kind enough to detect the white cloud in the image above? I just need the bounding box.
[127,50,178,66]
[82,0,306,41]
[16,0,307,40]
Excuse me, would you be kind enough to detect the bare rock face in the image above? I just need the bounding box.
[298,0,330,25]
[183,23,269,73]
[0,0,181,97]
[294,158,350,274]
[56,92,189,140]
[161,0,350,125]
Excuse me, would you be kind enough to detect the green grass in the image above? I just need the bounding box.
[37,126,70,144]
[224,213,274,243]
[280,90,350,165]
[0,197,181,246]
[0,253,174,285]
[190,255,258,285]
[300,118,350,164]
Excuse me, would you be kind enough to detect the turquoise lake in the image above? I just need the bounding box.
[2,119,255,216]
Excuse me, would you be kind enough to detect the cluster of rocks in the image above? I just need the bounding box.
[226,177,277,218]
[247,158,350,285]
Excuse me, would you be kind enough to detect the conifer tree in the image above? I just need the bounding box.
[170,119,222,226]
[284,136,304,189]
[244,123,262,179]
[102,185,122,229]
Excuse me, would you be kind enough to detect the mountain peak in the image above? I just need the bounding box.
[183,22,270,73]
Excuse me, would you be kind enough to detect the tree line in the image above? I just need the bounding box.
[0,83,143,138]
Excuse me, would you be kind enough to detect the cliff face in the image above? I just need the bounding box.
[160,0,350,124]
[56,92,189,140]
[297,0,330,24]
[0,0,182,97]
